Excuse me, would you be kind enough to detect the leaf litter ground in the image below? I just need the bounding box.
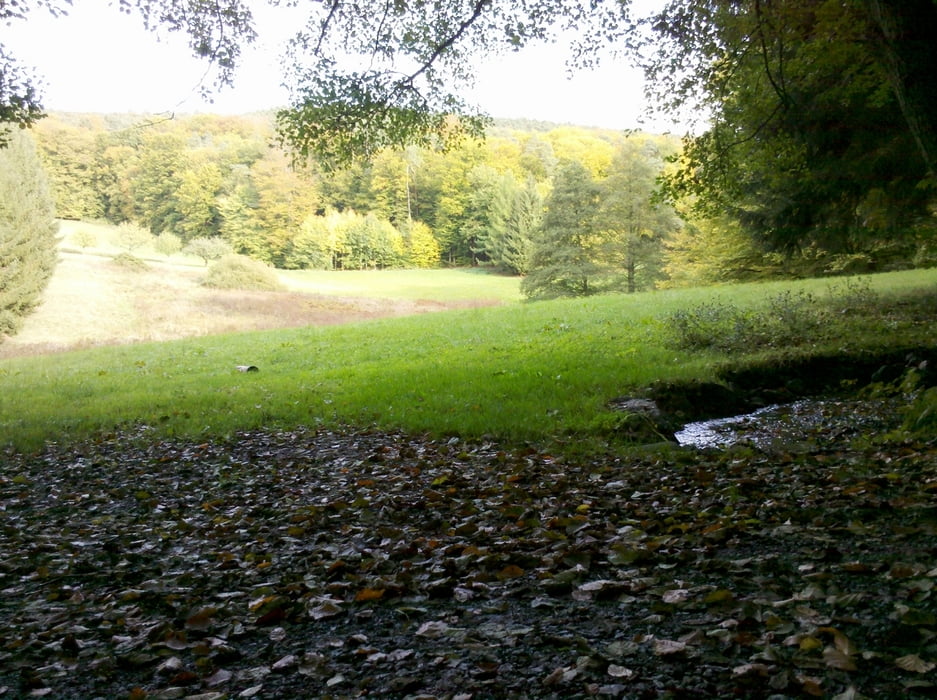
[2,420,936,699]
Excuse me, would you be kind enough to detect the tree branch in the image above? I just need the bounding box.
[315,0,342,55]
[752,0,792,108]
[401,0,492,87]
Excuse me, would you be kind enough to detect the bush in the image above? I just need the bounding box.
[72,229,97,249]
[154,232,183,257]
[664,290,829,353]
[203,254,283,291]
[116,222,154,252]
[663,280,883,354]
[111,252,148,271]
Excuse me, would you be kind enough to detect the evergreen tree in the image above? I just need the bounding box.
[459,164,501,265]
[500,176,542,275]
[477,172,542,275]
[597,140,678,293]
[473,170,515,268]
[522,161,603,299]
[0,125,58,339]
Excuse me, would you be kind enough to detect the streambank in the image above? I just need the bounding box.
[612,346,937,447]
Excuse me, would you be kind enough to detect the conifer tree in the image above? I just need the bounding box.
[522,160,603,299]
[0,125,58,339]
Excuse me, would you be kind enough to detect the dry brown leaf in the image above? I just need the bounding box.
[654,639,687,656]
[607,664,636,680]
[823,646,858,671]
[354,587,385,602]
[896,654,937,673]
[662,589,690,604]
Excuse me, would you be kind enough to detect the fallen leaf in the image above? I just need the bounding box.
[823,646,857,671]
[654,639,686,656]
[607,664,635,680]
[896,654,937,673]
[354,588,385,602]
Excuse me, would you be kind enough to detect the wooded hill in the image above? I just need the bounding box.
[33,111,933,302]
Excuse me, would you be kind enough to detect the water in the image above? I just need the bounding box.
[674,398,899,450]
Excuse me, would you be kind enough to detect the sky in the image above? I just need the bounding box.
[3,2,685,133]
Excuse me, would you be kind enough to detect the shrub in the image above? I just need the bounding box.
[111,252,148,271]
[663,290,829,353]
[154,232,183,257]
[902,386,937,436]
[825,277,879,313]
[663,280,885,354]
[72,229,97,249]
[203,254,283,291]
[116,222,154,252]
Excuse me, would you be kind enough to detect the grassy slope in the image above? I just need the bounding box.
[2,265,936,451]
[279,267,523,302]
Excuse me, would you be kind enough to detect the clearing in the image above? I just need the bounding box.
[0,252,501,358]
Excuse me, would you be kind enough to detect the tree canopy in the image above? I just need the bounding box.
[2,1,632,161]
[647,0,937,257]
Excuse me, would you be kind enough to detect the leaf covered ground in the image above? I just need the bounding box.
[2,418,937,699]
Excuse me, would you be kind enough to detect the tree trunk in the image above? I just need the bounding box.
[627,238,637,294]
[868,0,937,182]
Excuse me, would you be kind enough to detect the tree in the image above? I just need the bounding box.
[154,231,183,257]
[130,133,187,235]
[282,214,333,270]
[218,164,263,258]
[596,139,679,293]
[184,237,232,266]
[646,1,937,261]
[499,176,542,275]
[174,162,224,242]
[522,160,604,299]
[342,213,404,270]
[1,0,254,139]
[274,1,631,165]
[32,117,104,220]
[473,171,542,275]
[0,124,58,338]
[662,213,777,287]
[248,151,321,266]
[404,220,441,269]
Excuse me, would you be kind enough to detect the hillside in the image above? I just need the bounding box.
[0,252,499,359]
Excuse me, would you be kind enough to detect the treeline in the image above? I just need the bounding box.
[34,112,686,294]
[32,110,935,299]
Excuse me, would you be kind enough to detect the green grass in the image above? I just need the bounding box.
[278,267,523,302]
[2,269,936,452]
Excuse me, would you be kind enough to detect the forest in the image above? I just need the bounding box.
[29,105,937,304]
[31,112,684,294]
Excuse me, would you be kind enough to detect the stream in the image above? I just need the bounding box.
[674,397,903,450]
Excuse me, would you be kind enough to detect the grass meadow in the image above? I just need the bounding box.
[2,229,936,452]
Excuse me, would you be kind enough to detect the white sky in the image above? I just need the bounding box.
[3,2,685,133]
